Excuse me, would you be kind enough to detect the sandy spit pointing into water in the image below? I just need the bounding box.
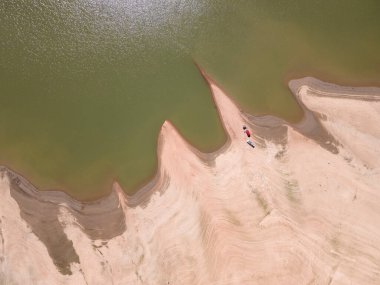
[1,75,380,284]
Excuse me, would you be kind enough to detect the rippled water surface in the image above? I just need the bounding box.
[1,0,379,198]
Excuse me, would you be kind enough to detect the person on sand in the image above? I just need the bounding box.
[243,125,255,148]
[243,125,251,137]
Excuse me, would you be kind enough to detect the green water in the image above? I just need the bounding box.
[1,0,379,199]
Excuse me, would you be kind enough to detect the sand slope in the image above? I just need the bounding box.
[0,77,380,284]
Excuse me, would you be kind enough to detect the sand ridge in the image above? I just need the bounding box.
[0,76,380,284]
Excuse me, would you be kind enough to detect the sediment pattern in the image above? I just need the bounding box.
[0,76,380,284]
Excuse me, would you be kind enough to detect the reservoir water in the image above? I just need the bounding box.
[1,0,379,199]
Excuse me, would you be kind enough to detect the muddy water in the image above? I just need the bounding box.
[0,0,379,199]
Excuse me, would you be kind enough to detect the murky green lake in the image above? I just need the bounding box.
[1,1,379,199]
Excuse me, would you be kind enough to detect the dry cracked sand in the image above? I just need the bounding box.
[0,75,379,284]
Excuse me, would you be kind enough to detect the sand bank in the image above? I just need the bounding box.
[0,75,380,284]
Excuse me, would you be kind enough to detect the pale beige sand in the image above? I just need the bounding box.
[0,77,380,284]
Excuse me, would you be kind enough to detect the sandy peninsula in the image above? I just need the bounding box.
[0,74,380,284]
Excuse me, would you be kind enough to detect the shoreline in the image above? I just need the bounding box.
[1,74,379,204]
[1,74,380,283]
[2,73,379,202]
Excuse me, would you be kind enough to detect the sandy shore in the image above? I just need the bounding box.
[0,75,380,284]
